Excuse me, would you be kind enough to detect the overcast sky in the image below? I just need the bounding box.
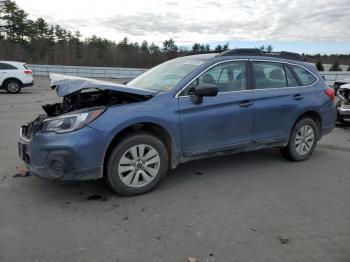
[16,0,350,54]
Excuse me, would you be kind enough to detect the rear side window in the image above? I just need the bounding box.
[291,65,317,86]
[0,63,17,70]
[252,62,287,89]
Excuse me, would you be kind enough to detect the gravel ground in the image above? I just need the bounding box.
[0,77,349,262]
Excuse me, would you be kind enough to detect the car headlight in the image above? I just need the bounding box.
[42,108,105,133]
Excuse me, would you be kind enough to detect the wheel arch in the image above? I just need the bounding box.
[2,77,23,87]
[103,122,179,177]
[292,110,322,140]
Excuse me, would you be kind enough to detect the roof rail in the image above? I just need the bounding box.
[217,48,305,62]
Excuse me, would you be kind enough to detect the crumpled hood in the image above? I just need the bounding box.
[49,73,157,97]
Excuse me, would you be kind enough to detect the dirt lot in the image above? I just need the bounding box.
[0,77,349,262]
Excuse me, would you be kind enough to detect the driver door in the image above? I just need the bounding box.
[178,60,254,155]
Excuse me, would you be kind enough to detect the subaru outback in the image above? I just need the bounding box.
[18,49,337,196]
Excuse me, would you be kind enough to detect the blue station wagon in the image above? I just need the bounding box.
[19,49,337,196]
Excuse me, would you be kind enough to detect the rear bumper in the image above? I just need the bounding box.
[320,102,337,137]
[23,81,34,87]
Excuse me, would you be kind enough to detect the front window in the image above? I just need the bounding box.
[127,57,208,92]
[182,61,247,96]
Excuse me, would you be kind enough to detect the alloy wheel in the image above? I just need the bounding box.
[295,124,315,155]
[7,82,20,93]
[118,144,160,188]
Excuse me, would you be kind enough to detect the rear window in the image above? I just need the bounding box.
[23,64,29,69]
[291,65,317,86]
[252,61,287,89]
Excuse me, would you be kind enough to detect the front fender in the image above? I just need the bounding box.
[88,98,182,167]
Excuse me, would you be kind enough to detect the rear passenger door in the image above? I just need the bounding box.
[0,63,8,85]
[0,63,17,85]
[250,60,305,142]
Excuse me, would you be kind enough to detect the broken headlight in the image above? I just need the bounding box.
[42,108,105,133]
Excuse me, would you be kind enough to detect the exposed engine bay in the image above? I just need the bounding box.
[42,89,152,117]
[337,86,350,105]
[21,89,152,140]
[336,84,350,122]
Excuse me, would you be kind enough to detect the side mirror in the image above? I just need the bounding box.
[191,84,218,104]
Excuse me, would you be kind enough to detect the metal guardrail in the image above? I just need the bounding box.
[27,64,147,79]
[27,64,350,85]
[319,72,350,86]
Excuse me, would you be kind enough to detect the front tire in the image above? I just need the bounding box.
[281,118,319,161]
[5,79,22,94]
[105,132,169,196]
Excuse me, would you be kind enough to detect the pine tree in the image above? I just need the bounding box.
[149,43,160,54]
[140,40,149,54]
[35,18,49,39]
[316,60,324,71]
[214,45,222,52]
[266,44,273,54]
[329,61,342,71]
[223,42,229,51]
[192,42,201,53]
[162,38,178,53]
[1,0,28,41]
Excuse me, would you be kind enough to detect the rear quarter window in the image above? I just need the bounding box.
[0,63,17,70]
[291,65,317,86]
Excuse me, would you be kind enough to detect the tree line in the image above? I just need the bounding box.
[0,0,349,70]
[0,0,230,68]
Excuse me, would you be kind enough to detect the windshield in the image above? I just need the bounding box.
[127,56,209,92]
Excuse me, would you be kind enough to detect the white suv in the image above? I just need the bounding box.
[0,61,34,93]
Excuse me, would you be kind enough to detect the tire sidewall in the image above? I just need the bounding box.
[5,80,22,94]
[288,118,319,161]
[106,132,169,196]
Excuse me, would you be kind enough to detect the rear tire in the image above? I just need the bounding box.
[5,79,22,94]
[105,131,169,196]
[280,118,319,161]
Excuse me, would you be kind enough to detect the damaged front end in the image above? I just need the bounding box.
[336,83,350,122]
[21,74,155,139]
[18,74,156,180]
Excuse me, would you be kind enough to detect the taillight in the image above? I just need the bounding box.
[24,70,32,75]
[325,88,335,101]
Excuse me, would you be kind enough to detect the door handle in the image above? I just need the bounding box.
[239,100,253,108]
[293,94,304,101]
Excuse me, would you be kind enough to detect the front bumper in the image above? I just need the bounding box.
[19,126,109,181]
[338,106,350,119]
